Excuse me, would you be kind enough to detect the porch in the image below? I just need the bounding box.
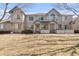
[33,21,58,33]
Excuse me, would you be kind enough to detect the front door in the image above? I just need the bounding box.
[12,23,19,32]
[35,24,40,33]
[50,23,55,33]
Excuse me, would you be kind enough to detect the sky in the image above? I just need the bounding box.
[0,3,79,19]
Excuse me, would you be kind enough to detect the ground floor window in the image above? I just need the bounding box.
[0,24,4,29]
[59,24,61,29]
[65,25,67,29]
[14,24,19,29]
[41,23,48,30]
[18,24,21,29]
[30,25,34,30]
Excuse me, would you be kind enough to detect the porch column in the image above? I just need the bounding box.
[33,24,35,33]
[40,23,41,33]
[49,23,50,33]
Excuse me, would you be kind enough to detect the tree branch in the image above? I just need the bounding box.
[0,3,8,21]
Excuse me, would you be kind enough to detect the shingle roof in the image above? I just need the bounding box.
[26,13,47,16]
[9,6,74,16]
[0,20,11,24]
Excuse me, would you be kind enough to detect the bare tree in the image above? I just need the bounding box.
[0,3,8,21]
[56,3,79,17]
[0,3,32,21]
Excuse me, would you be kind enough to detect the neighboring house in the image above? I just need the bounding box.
[70,17,79,30]
[0,6,77,33]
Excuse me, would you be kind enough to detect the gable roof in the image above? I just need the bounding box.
[47,8,61,15]
[58,10,74,15]
[47,8,74,15]
[9,6,19,13]
[26,9,74,16]
[9,6,74,16]
[9,6,25,15]
[0,20,11,24]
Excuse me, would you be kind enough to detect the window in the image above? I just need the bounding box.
[40,16,44,20]
[13,15,16,19]
[39,16,44,21]
[65,16,67,20]
[50,14,55,20]
[0,24,4,29]
[50,14,55,16]
[65,25,67,29]
[41,23,48,30]
[17,15,20,19]
[29,16,34,21]
[18,24,21,29]
[30,25,33,29]
[15,24,19,29]
[59,24,61,29]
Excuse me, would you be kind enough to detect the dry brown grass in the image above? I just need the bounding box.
[0,34,79,56]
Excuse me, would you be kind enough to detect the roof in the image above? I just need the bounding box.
[9,6,18,13]
[9,6,25,15]
[58,10,74,15]
[26,13,47,16]
[47,8,74,15]
[47,8,61,15]
[0,20,11,24]
[9,6,74,16]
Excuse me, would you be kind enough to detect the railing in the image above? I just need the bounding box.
[56,30,74,34]
[40,30,50,33]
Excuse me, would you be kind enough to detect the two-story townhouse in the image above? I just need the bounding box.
[25,8,73,33]
[0,6,74,33]
[0,6,25,33]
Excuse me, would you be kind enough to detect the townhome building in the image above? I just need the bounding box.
[0,6,78,34]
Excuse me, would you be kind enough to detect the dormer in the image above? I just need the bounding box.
[47,9,61,21]
[9,6,25,22]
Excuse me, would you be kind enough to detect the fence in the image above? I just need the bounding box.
[56,30,74,34]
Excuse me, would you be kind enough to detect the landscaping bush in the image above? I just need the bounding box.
[74,30,79,33]
[0,31,11,34]
[21,30,33,34]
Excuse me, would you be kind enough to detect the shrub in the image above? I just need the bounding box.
[74,30,79,33]
[0,31,11,34]
[21,30,33,34]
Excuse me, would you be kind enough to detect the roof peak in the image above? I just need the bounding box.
[9,6,20,13]
[9,6,74,16]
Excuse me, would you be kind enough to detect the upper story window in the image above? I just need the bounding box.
[29,16,34,21]
[17,15,20,19]
[50,14,55,20]
[39,16,44,20]
[65,16,67,20]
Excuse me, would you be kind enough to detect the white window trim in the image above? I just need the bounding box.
[0,24,4,29]
[15,24,19,29]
